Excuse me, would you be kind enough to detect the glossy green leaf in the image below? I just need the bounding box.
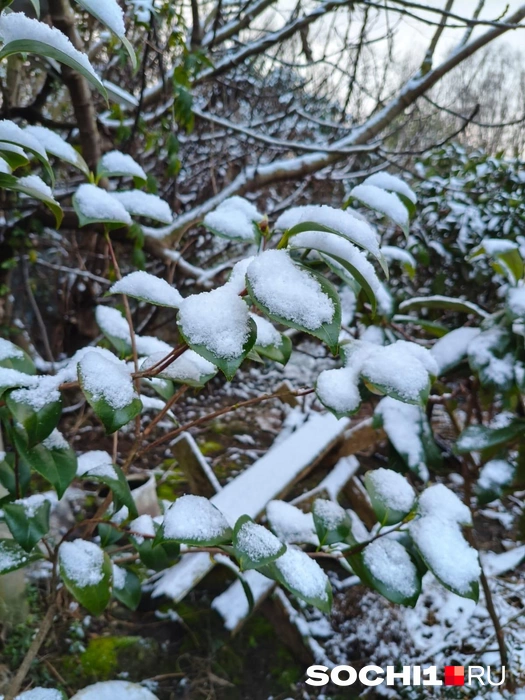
[0,144,29,170]
[16,436,77,499]
[247,267,341,355]
[4,498,51,552]
[132,526,180,571]
[6,390,62,448]
[80,463,138,519]
[112,567,142,610]
[0,40,107,101]
[255,334,292,366]
[0,173,62,226]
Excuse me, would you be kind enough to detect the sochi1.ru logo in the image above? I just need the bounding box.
[305,664,506,687]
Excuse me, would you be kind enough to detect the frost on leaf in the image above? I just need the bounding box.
[109,270,182,307]
[204,196,262,242]
[160,494,232,545]
[59,539,111,614]
[73,184,132,227]
[77,450,117,480]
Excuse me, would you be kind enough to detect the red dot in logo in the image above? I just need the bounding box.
[444,666,465,686]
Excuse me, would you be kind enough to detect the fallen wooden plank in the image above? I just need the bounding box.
[171,431,222,497]
[151,412,350,600]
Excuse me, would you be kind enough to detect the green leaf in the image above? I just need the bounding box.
[288,238,378,315]
[4,498,51,552]
[59,543,112,615]
[346,539,421,607]
[6,389,62,448]
[132,525,180,571]
[74,0,137,70]
[232,515,286,571]
[456,421,525,454]
[73,187,131,229]
[0,173,62,226]
[269,548,333,613]
[398,295,488,318]
[285,219,388,275]
[78,358,142,434]
[178,316,257,382]
[312,499,353,546]
[469,241,524,285]
[247,267,341,355]
[0,40,107,102]
[255,334,292,366]
[80,463,138,519]
[476,460,516,506]
[0,144,29,170]
[364,470,415,525]
[29,0,41,16]
[0,538,42,574]
[16,434,77,499]
[156,494,232,547]
[391,315,449,338]
[0,339,35,374]
[112,567,141,610]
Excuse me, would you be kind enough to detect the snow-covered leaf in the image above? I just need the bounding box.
[251,313,292,365]
[276,204,386,272]
[24,125,90,176]
[141,349,217,388]
[97,151,146,183]
[316,366,362,418]
[73,183,132,228]
[109,271,182,307]
[157,494,232,546]
[0,118,53,183]
[266,500,319,546]
[203,196,262,242]
[476,459,516,505]
[350,184,409,236]
[288,230,381,314]
[409,515,479,600]
[94,306,132,354]
[6,383,62,447]
[4,495,51,551]
[468,328,514,391]
[270,546,332,613]
[78,351,142,433]
[17,429,77,499]
[77,451,138,517]
[0,13,107,101]
[233,515,286,570]
[59,539,112,614]
[246,250,341,354]
[363,172,417,217]
[0,173,62,226]
[74,0,137,69]
[177,286,257,380]
[348,537,421,607]
[0,338,35,375]
[456,420,525,454]
[469,238,524,285]
[71,681,159,700]
[381,245,417,278]
[0,538,42,574]
[312,499,353,546]
[399,295,488,318]
[110,191,173,224]
[364,468,416,525]
[375,397,442,480]
[112,565,141,610]
[430,326,481,375]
